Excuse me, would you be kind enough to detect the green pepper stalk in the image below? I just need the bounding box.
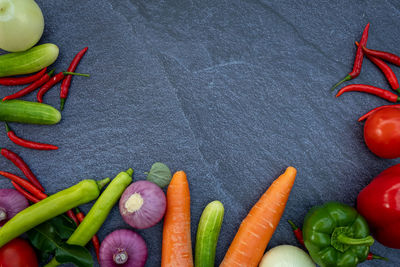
[0,178,110,248]
[302,202,375,267]
[45,169,134,267]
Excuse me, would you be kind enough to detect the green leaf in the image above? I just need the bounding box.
[27,215,93,267]
[146,162,172,188]
[55,243,93,267]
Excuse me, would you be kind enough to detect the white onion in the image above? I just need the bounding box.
[259,245,316,267]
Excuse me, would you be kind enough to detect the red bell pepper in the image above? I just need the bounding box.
[357,164,400,249]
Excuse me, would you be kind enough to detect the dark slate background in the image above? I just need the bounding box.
[1,0,400,266]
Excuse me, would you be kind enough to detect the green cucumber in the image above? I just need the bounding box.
[0,44,59,77]
[0,100,61,125]
[195,200,224,267]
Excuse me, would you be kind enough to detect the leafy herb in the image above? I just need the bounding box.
[27,215,93,267]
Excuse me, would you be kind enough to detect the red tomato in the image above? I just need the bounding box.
[0,238,38,267]
[364,107,400,158]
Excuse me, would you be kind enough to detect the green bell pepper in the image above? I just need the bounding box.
[303,202,374,267]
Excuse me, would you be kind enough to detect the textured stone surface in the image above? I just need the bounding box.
[1,0,399,266]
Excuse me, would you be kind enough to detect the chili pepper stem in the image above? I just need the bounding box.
[126,168,134,176]
[331,75,351,91]
[337,234,374,246]
[0,208,6,222]
[97,178,111,190]
[369,253,388,261]
[288,219,299,230]
[60,98,65,111]
[63,72,90,77]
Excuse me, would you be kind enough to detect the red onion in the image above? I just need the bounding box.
[99,229,147,267]
[119,180,166,229]
[0,188,29,226]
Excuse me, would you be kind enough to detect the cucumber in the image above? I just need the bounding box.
[195,200,224,267]
[0,44,59,77]
[0,100,61,125]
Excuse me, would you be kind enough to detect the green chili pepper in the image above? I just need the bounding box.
[303,202,374,267]
[45,169,133,267]
[0,178,110,248]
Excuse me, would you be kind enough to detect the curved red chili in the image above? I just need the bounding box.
[5,123,58,150]
[362,46,400,67]
[37,71,90,103]
[365,54,399,92]
[60,47,89,111]
[2,70,55,101]
[11,181,41,203]
[288,220,304,246]
[0,171,47,199]
[0,148,44,192]
[0,68,47,86]
[358,104,400,122]
[336,84,400,103]
[331,23,370,91]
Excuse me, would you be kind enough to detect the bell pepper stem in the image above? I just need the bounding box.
[337,234,374,246]
[97,178,111,190]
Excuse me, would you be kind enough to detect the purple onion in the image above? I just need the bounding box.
[0,188,29,226]
[119,180,166,229]
[99,229,148,267]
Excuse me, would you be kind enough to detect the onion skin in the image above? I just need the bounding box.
[119,180,166,229]
[99,229,148,267]
[0,189,28,226]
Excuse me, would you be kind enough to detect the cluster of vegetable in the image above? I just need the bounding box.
[332,23,400,159]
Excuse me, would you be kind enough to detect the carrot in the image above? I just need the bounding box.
[219,166,297,267]
[161,170,194,267]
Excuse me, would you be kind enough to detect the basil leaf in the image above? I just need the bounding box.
[55,243,93,267]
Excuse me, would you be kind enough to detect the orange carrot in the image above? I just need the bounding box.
[161,171,194,267]
[220,166,297,267]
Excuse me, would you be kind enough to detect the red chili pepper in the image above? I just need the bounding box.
[37,71,90,103]
[11,181,41,203]
[358,104,400,121]
[66,210,80,226]
[361,45,400,67]
[0,68,47,86]
[288,219,386,261]
[60,47,89,111]
[0,171,47,199]
[2,70,55,101]
[75,208,100,261]
[336,84,400,103]
[365,53,400,92]
[288,220,304,246]
[5,123,58,150]
[0,148,44,191]
[331,23,370,91]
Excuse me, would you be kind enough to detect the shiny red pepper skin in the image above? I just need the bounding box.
[37,72,65,103]
[358,104,400,122]
[0,68,47,86]
[2,70,55,101]
[366,54,400,92]
[60,47,88,110]
[336,84,400,103]
[0,148,44,191]
[357,164,400,249]
[331,23,370,91]
[5,123,58,150]
[362,46,400,66]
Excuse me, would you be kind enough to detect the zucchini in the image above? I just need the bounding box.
[195,200,224,267]
[0,44,59,77]
[0,100,61,125]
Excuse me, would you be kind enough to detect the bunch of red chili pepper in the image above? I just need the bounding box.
[1,47,88,151]
[332,24,400,109]
[0,147,100,260]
